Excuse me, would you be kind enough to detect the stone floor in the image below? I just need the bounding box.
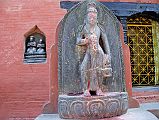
[35,108,158,120]
[140,102,159,110]
[140,102,159,119]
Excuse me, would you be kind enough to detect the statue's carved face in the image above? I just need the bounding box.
[87,12,97,25]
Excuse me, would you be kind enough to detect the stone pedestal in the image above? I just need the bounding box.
[58,92,128,119]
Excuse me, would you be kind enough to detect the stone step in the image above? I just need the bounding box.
[140,102,159,119]
[132,86,159,103]
[140,102,159,110]
[133,94,159,103]
[35,108,158,120]
[133,91,159,97]
[133,86,159,91]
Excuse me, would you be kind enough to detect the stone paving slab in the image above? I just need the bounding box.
[35,108,158,120]
[140,102,159,110]
[133,86,159,92]
[140,102,159,119]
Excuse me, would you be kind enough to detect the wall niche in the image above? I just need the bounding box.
[24,25,47,63]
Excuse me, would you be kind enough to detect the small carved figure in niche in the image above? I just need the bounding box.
[37,39,45,54]
[27,36,36,54]
[76,2,112,96]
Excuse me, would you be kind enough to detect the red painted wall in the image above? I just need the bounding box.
[0,0,158,119]
[0,0,66,119]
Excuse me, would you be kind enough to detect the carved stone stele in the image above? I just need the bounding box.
[57,0,128,119]
[58,0,126,95]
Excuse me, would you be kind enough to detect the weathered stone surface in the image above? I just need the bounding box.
[58,92,128,119]
[56,0,128,119]
[58,0,126,95]
[35,108,159,120]
[140,102,159,118]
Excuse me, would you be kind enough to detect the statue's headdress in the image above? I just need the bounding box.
[87,2,97,13]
